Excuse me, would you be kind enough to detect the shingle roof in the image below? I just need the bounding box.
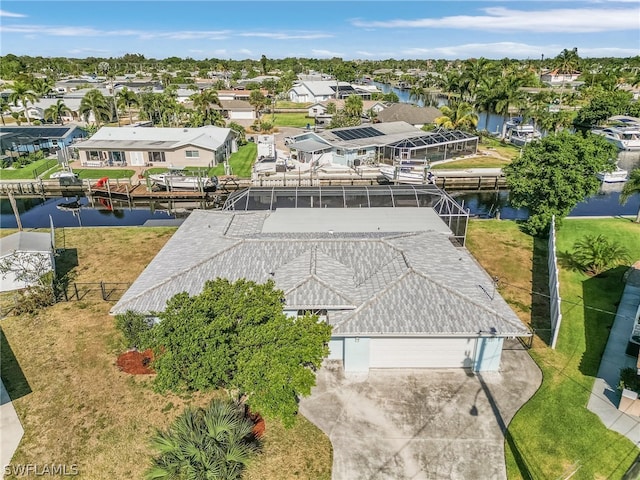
[111,210,529,337]
[76,126,233,151]
[376,103,441,125]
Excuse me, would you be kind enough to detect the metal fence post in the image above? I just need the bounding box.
[100,281,106,301]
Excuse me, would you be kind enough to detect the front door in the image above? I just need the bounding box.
[130,151,144,166]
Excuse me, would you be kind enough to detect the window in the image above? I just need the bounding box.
[336,149,344,156]
[52,140,58,146]
[357,149,367,156]
[297,309,328,317]
[87,151,101,161]
[148,151,166,163]
[185,150,200,158]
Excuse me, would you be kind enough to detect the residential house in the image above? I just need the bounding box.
[285,121,478,168]
[375,103,441,129]
[307,100,387,119]
[213,100,257,122]
[540,69,582,85]
[288,81,373,103]
[0,231,54,292]
[74,126,236,168]
[112,191,530,373]
[0,125,85,157]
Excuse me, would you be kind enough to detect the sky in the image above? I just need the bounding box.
[0,1,639,61]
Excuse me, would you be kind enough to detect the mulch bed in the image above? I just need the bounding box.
[116,348,155,375]
[251,412,266,438]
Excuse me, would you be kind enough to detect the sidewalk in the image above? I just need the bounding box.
[0,381,24,479]
[587,269,640,445]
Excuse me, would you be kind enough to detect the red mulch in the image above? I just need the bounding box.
[251,414,266,438]
[116,349,155,375]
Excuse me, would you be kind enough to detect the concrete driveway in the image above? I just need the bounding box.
[299,341,541,480]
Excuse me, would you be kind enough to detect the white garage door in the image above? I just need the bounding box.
[369,337,476,369]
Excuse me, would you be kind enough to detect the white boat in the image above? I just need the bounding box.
[596,166,628,183]
[591,126,640,151]
[379,165,435,185]
[505,118,542,147]
[149,168,218,190]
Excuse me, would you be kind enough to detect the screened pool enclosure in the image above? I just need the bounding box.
[223,185,469,244]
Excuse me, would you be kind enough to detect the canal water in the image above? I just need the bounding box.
[2,174,639,229]
[372,81,505,133]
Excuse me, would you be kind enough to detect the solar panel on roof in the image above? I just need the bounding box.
[332,126,384,141]
[0,127,71,138]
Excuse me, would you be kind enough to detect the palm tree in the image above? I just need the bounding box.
[44,99,71,124]
[30,77,55,99]
[620,168,640,223]
[145,398,260,480]
[79,89,109,126]
[344,94,363,119]
[9,81,38,125]
[0,97,10,126]
[474,76,501,132]
[571,234,630,276]
[116,87,139,125]
[190,88,222,125]
[435,102,478,131]
[462,57,493,102]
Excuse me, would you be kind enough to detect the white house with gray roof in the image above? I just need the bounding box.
[286,121,478,168]
[112,208,530,373]
[75,126,236,168]
[288,81,373,103]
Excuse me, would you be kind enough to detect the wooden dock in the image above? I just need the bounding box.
[0,169,507,200]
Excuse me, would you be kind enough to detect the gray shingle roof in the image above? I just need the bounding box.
[111,210,529,337]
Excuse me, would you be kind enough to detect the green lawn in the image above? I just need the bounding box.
[144,144,257,179]
[73,169,136,180]
[468,218,640,480]
[431,156,511,170]
[261,113,311,128]
[210,143,257,178]
[0,158,58,180]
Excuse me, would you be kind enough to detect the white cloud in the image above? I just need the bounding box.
[355,51,376,57]
[0,9,26,18]
[239,32,332,40]
[351,6,640,33]
[400,41,640,60]
[238,49,253,56]
[311,49,344,58]
[0,24,231,40]
[68,47,110,55]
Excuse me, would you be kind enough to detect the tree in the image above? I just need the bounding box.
[248,90,267,119]
[0,97,11,126]
[146,398,260,480]
[9,81,38,125]
[143,278,332,427]
[79,88,109,126]
[620,168,640,223]
[0,250,56,315]
[574,90,634,127]
[44,99,71,124]
[435,102,478,131]
[190,88,222,125]
[571,234,630,276]
[344,94,363,119]
[504,131,618,236]
[260,54,268,75]
[116,87,139,125]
